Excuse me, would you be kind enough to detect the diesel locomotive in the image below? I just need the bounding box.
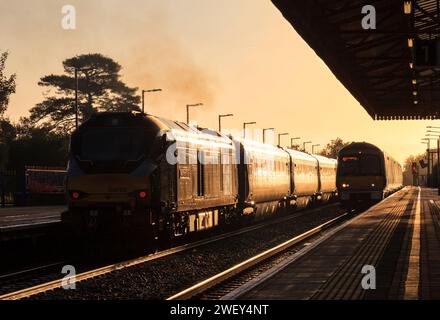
[336,142,403,208]
[63,112,338,242]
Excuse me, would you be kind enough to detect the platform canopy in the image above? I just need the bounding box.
[272,0,440,120]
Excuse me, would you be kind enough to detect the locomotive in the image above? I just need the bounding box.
[63,112,338,242]
[336,142,403,208]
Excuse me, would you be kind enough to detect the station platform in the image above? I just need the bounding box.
[0,206,63,232]
[231,187,440,300]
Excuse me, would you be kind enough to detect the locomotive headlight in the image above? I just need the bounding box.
[371,183,375,187]
[342,183,350,188]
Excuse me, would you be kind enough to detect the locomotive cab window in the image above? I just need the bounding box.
[77,127,152,163]
[339,154,382,176]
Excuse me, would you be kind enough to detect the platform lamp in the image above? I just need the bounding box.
[303,141,312,153]
[72,66,92,129]
[141,88,162,115]
[422,137,433,187]
[312,144,321,154]
[421,139,429,184]
[186,103,203,124]
[218,114,233,133]
[291,137,301,149]
[243,122,256,139]
[278,133,288,147]
[263,128,275,144]
[403,1,412,15]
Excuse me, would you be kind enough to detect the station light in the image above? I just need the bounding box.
[413,91,418,96]
[414,100,418,105]
[409,62,414,69]
[404,1,412,15]
[412,79,417,85]
[408,38,414,48]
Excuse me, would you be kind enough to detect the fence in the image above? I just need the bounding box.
[0,166,67,207]
[0,170,16,206]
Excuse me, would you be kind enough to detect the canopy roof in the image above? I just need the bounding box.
[272,0,440,120]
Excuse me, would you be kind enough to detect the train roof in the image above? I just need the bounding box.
[339,142,382,153]
[312,154,338,166]
[155,117,234,149]
[233,136,289,158]
[283,148,318,163]
[80,112,234,149]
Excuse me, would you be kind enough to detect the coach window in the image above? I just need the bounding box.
[220,154,224,192]
[197,150,205,196]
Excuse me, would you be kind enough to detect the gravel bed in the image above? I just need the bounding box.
[31,205,343,300]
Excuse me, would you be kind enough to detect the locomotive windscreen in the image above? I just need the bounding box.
[80,128,145,161]
[339,155,382,176]
[71,123,159,173]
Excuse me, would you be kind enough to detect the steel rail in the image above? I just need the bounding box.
[167,211,350,300]
[0,203,339,300]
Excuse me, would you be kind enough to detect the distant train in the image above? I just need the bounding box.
[62,112,337,243]
[336,142,403,208]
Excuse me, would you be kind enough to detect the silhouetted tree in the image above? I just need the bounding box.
[27,53,140,132]
[319,137,350,159]
[0,51,16,169]
[0,119,16,169]
[0,51,16,117]
[7,126,69,170]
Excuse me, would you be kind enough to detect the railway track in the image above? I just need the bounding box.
[0,203,342,300]
[0,261,69,286]
[167,210,353,300]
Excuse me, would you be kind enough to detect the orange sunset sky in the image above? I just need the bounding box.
[0,0,435,164]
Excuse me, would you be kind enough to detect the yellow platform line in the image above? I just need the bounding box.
[404,186,421,300]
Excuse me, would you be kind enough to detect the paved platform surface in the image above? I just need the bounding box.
[234,187,440,300]
[0,206,64,232]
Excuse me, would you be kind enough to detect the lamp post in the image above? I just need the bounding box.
[74,68,78,129]
[422,137,433,187]
[278,133,288,147]
[312,144,321,154]
[427,128,440,193]
[421,140,429,187]
[303,141,312,152]
[291,137,301,149]
[72,66,93,129]
[243,122,256,139]
[218,114,233,133]
[187,103,203,124]
[263,128,274,144]
[141,88,162,114]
